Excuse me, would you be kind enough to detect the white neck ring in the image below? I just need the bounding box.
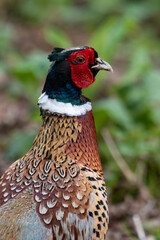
[38,92,92,117]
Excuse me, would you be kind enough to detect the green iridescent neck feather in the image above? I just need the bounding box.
[47,83,84,105]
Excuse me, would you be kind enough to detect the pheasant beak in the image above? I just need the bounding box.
[92,57,113,72]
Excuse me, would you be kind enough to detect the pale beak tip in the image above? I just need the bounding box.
[92,57,113,73]
[109,66,113,73]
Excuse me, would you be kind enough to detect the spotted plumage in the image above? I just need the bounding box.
[0,46,112,239]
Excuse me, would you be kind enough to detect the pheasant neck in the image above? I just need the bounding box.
[46,82,82,105]
[32,110,103,174]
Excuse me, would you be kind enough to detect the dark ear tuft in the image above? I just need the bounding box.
[48,48,65,62]
[54,48,65,52]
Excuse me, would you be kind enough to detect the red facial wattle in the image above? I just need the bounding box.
[66,48,96,88]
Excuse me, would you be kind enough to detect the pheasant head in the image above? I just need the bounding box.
[39,46,112,116]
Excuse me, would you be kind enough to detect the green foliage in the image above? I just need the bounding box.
[94,97,133,129]
[10,51,49,101]
[5,130,38,161]
[0,22,14,58]
[45,28,72,48]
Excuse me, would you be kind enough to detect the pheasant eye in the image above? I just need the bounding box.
[76,56,85,64]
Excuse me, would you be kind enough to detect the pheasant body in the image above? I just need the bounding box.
[0,46,112,239]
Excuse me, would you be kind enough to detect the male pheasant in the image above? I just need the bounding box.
[0,46,112,240]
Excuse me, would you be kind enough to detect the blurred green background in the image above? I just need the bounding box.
[0,0,160,239]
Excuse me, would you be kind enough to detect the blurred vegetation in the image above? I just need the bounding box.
[0,0,160,238]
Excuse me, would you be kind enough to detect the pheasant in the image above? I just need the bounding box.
[0,46,112,240]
